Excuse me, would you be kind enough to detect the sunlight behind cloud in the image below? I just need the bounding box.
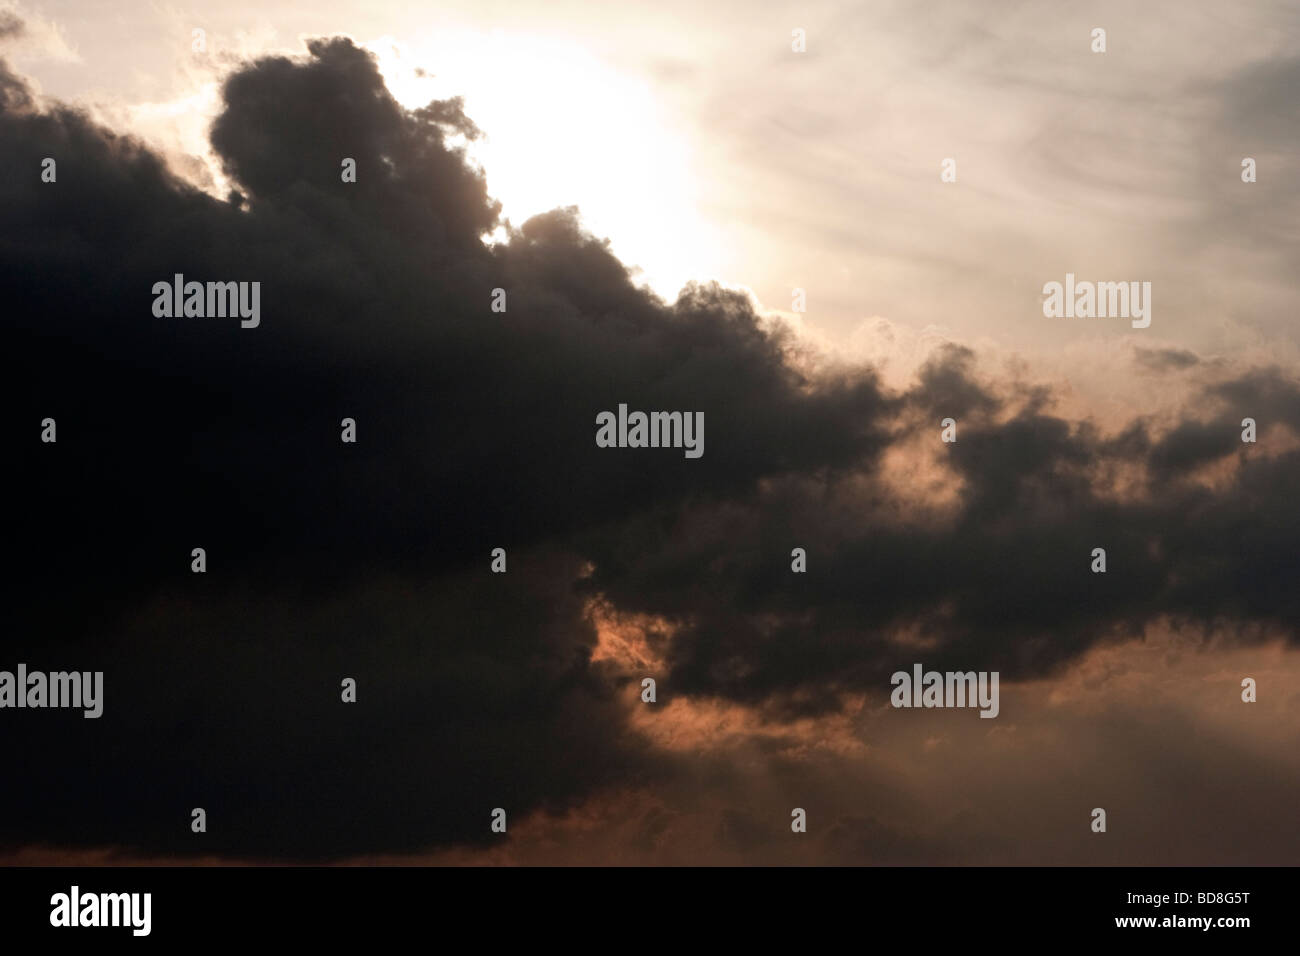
[370,31,728,301]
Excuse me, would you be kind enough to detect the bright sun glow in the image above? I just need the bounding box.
[370,31,727,302]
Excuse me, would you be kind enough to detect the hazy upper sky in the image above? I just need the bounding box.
[8,0,1300,360]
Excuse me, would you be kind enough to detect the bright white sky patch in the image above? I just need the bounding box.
[370,31,730,302]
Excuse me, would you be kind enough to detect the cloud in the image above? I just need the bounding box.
[0,3,78,62]
[1133,346,1200,373]
[0,10,24,40]
[1,36,1297,863]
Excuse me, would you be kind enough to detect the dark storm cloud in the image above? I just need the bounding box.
[2,37,1297,861]
[579,351,1300,714]
[0,38,891,859]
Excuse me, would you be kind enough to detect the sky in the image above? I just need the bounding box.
[1,0,1298,865]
